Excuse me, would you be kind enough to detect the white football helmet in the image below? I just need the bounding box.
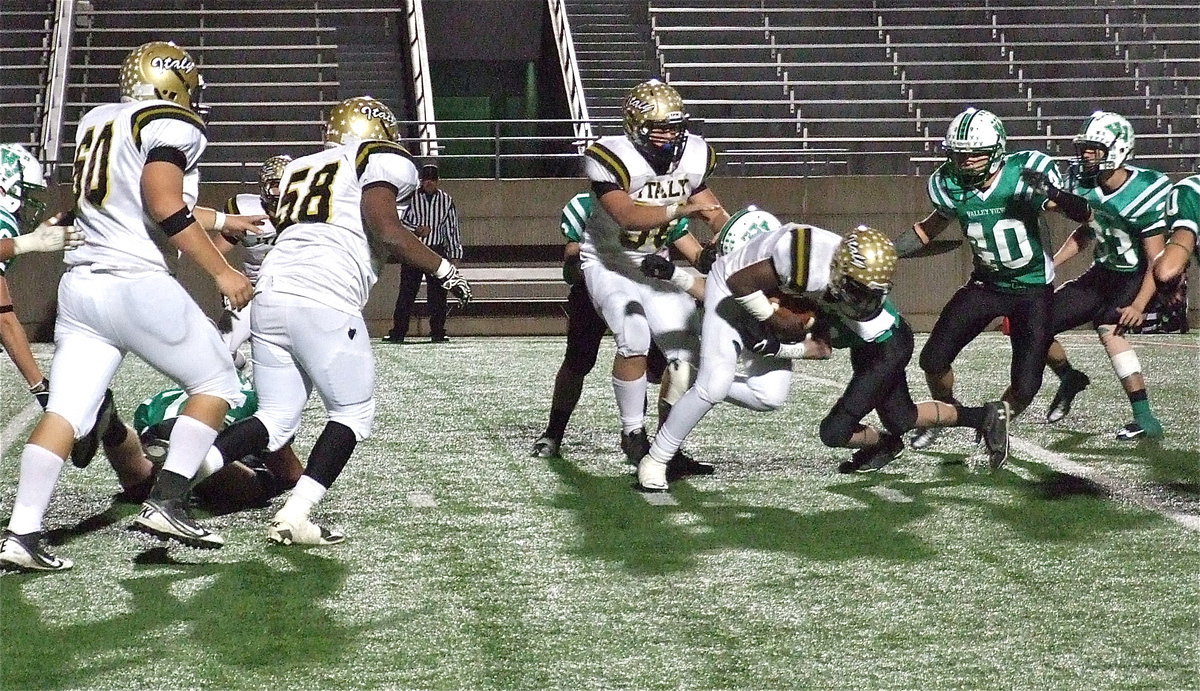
[0,143,48,228]
[716,206,780,255]
[1072,111,1134,186]
[942,108,1007,189]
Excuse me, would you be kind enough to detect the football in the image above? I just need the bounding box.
[767,291,820,341]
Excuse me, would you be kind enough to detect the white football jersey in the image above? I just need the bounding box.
[224,193,277,284]
[580,132,715,263]
[67,99,206,272]
[258,139,418,314]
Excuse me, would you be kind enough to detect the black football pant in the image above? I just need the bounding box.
[1050,264,1143,333]
[919,281,1053,409]
[820,318,919,447]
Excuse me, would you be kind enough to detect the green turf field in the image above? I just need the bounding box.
[1,332,1197,689]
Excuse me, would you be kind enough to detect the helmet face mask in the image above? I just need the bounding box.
[623,79,689,171]
[120,41,205,117]
[716,207,780,255]
[1071,111,1133,187]
[325,97,400,147]
[259,154,293,215]
[0,144,48,230]
[942,108,1006,191]
[827,226,897,320]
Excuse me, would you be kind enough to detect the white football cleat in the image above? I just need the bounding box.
[637,455,669,492]
[267,517,345,546]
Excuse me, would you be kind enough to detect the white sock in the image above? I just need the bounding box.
[612,375,648,433]
[8,445,66,535]
[191,446,225,484]
[648,387,716,463]
[160,415,219,481]
[276,475,326,524]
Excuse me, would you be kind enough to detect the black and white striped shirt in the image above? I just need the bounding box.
[401,189,462,260]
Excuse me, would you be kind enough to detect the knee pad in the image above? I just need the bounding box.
[662,360,693,406]
[819,411,863,448]
[1110,349,1142,380]
[327,398,376,442]
[614,314,651,358]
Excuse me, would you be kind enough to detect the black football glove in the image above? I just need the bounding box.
[562,255,583,286]
[749,330,782,357]
[1019,168,1056,196]
[695,244,718,274]
[440,265,473,306]
[29,377,49,409]
[640,254,677,281]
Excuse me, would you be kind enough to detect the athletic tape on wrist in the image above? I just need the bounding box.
[734,290,775,321]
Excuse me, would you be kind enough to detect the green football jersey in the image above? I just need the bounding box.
[1074,165,1170,272]
[1164,174,1200,262]
[0,209,20,276]
[928,150,1059,291]
[822,298,901,349]
[133,378,258,436]
[560,191,689,246]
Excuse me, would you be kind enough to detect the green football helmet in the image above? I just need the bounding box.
[0,143,48,229]
[942,108,1007,189]
[1072,111,1134,187]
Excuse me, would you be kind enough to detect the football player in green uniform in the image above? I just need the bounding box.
[892,108,1093,450]
[1024,113,1169,439]
[1153,174,1200,286]
[0,144,82,408]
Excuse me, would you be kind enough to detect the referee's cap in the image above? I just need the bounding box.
[419,164,439,181]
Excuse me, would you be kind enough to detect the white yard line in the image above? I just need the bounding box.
[406,491,439,508]
[640,491,679,506]
[1,401,40,457]
[1009,437,1200,533]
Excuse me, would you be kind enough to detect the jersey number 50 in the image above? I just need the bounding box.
[275,161,340,231]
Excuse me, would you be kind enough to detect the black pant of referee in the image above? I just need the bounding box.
[387,249,451,343]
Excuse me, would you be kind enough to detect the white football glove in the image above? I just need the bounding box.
[440,265,473,306]
[13,216,82,254]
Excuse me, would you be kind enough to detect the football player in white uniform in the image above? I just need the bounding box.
[0,144,82,409]
[209,96,472,546]
[217,154,290,368]
[635,208,797,490]
[0,42,261,572]
[581,79,729,462]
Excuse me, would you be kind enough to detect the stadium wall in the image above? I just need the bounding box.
[10,178,1196,340]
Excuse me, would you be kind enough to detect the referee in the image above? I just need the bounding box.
[384,163,464,344]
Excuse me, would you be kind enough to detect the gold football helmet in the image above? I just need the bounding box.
[622,79,689,169]
[259,154,292,214]
[828,226,898,319]
[324,96,400,146]
[119,41,206,116]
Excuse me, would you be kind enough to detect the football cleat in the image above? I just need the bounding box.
[620,428,650,463]
[838,434,904,474]
[0,530,72,572]
[1046,370,1090,423]
[1116,418,1163,441]
[131,498,224,549]
[71,388,116,468]
[267,518,344,546]
[979,401,1011,469]
[636,455,669,492]
[909,427,943,450]
[666,450,714,479]
[531,436,560,458]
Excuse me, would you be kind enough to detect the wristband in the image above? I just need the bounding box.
[775,342,809,359]
[213,211,227,232]
[669,268,695,292]
[434,258,453,279]
[664,202,681,222]
[158,207,197,236]
[734,290,775,321]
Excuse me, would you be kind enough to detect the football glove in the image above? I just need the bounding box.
[29,377,49,409]
[695,244,718,274]
[1019,169,1055,196]
[749,331,781,357]
[441,265,472,306]
[640,254,677,280]
[562,255,583,286]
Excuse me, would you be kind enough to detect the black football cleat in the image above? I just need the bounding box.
[620,428,650,463]
[838,434,904,474]
[1046,370,1090,423]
